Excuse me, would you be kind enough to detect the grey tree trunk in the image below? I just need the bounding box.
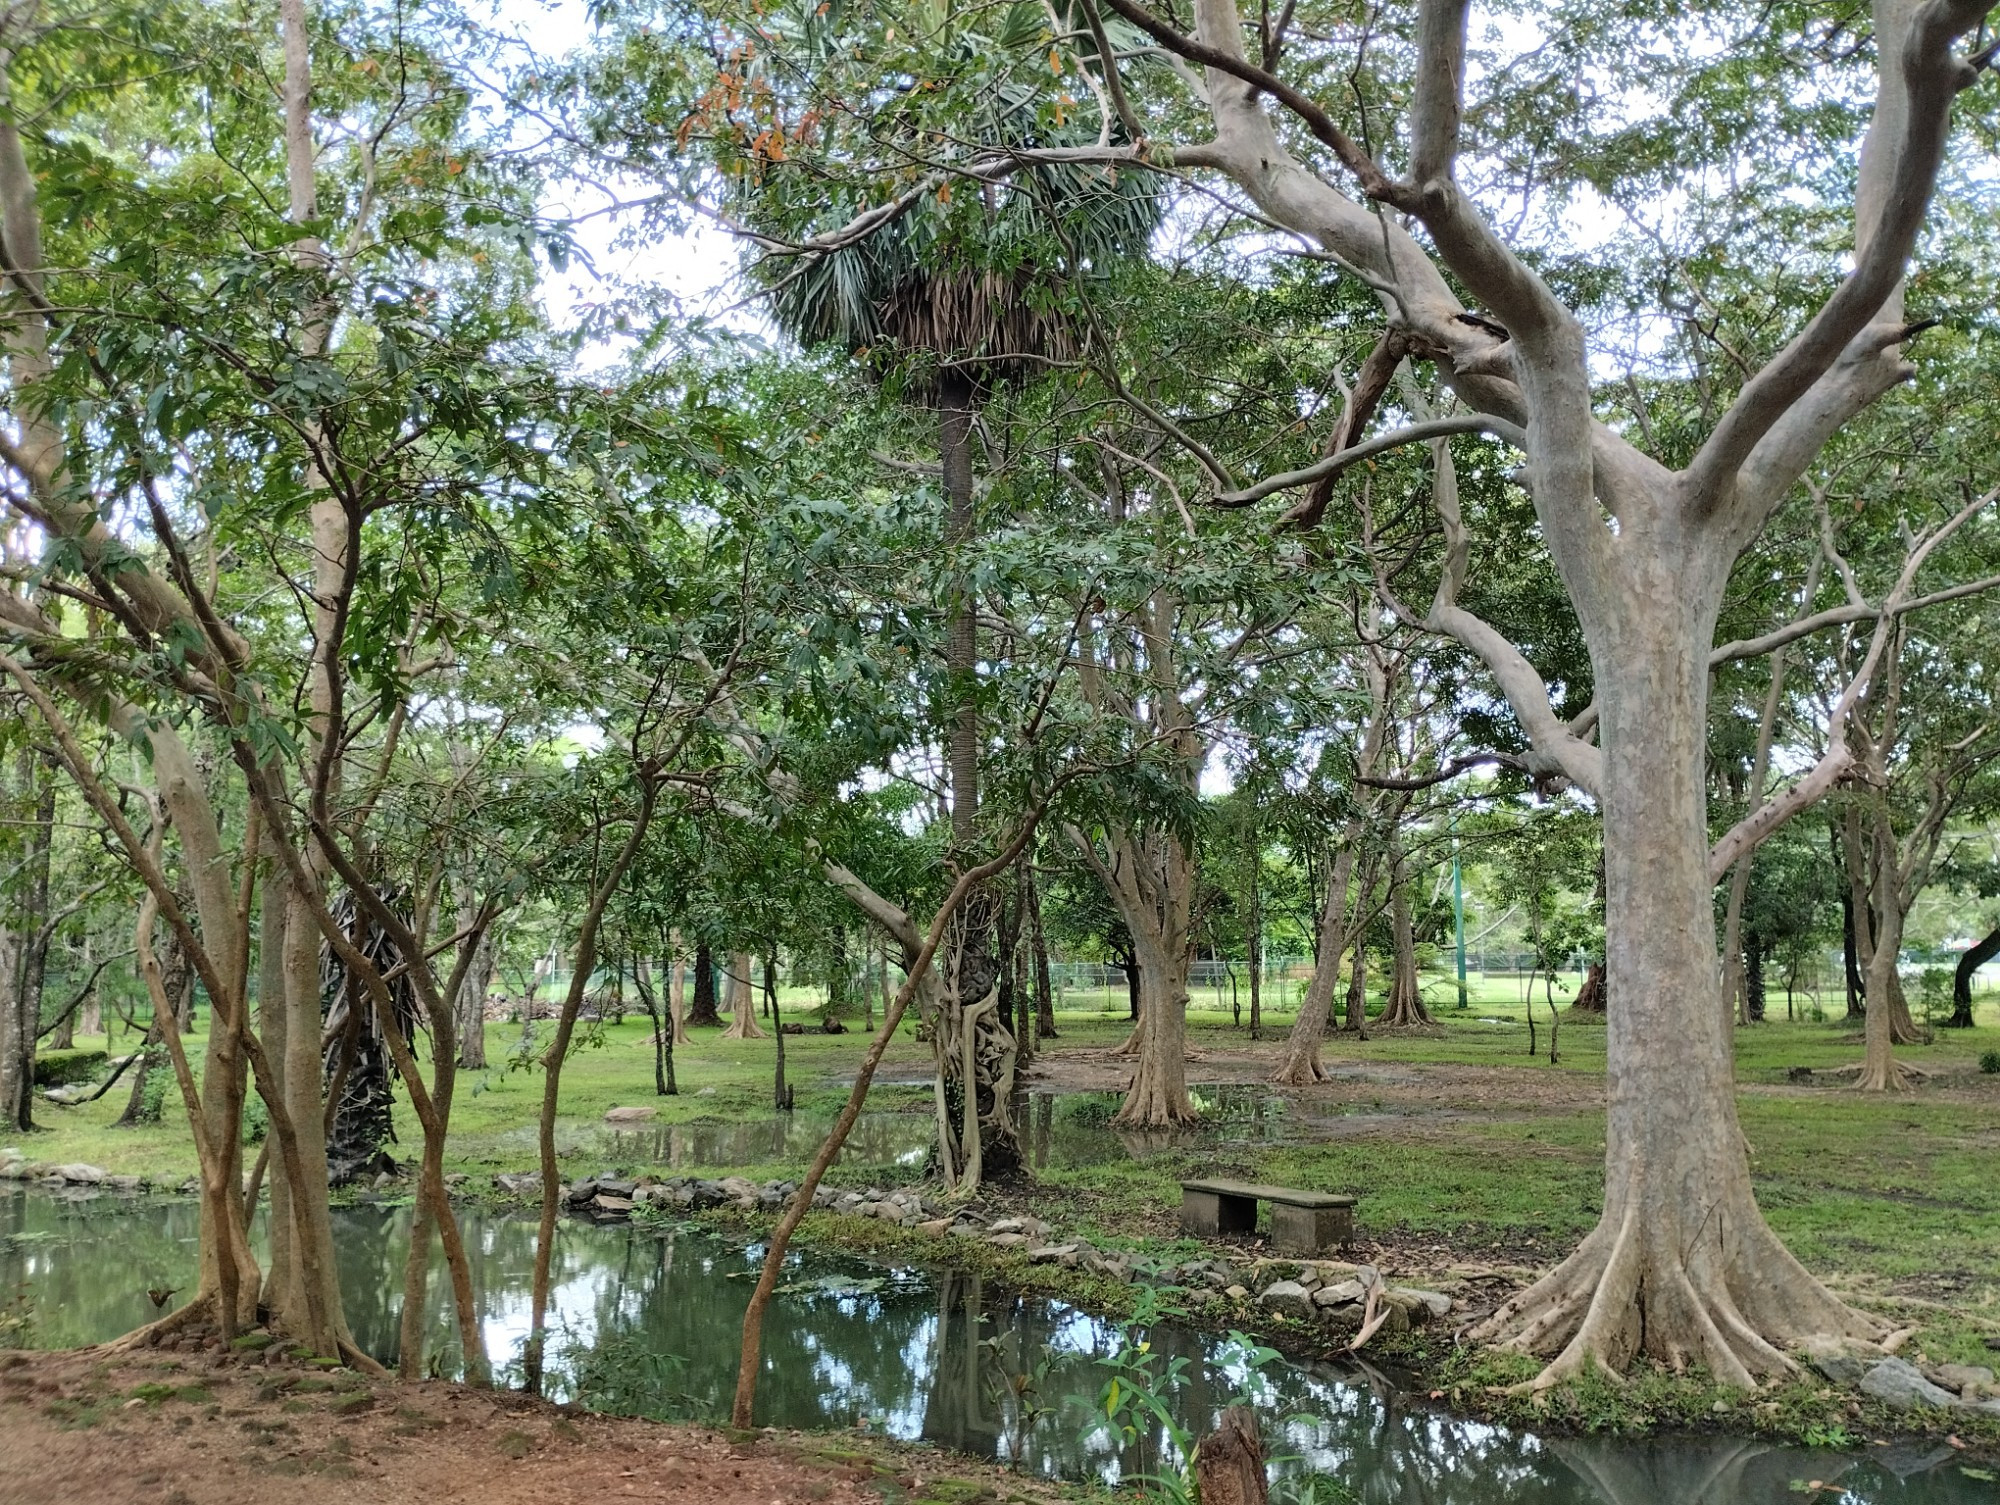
[455,902,493,1071]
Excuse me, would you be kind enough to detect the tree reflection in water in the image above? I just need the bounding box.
[1,1189,1986,1502]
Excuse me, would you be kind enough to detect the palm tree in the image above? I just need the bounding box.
[758,65,1162,1180]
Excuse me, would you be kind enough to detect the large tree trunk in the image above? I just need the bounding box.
[1573,959,1607,1014]
[1478,600,1882,1384]
[720,950,766,1039]
[1947,923,1997,1028]
[1072,823,1197,1126]
[687,941,720,1026]
[1378,842,1433,1027]
[1116,914,1195,1127]
[1854,789,1920,1089]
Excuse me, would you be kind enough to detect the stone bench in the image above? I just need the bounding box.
[1179,1179,1356,1256]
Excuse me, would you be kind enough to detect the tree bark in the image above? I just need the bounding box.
[1246,822,1263,1041]
[1478,600,1882,1384]
[1026,862,1056,1039]
[687,941,720,1026]
[1947,922,1997,1028]
[1573,959,1606,1014]
[455,898,492,1071]
[941,373,979,851]
[1194,1406,1269,1505]
[1379,840,1433,1027]
[1271,837,1360,1084]
[721,950,766,1038]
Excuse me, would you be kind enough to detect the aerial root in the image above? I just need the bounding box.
[1825,1058,1933,1090]
[100,1293,219,1353]
[1472,1201,1813,1393]
[1267,1053,1327,1087]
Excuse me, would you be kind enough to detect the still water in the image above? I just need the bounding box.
[0,1187,1987,1503]
[595,1087,1303,1173]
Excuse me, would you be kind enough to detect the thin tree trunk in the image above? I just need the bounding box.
[1027,862,1055,1039]
[526,783,659,1393]
[769,948,789,1110]
[1271,838,1360,1084]
[1247,830,1263,1041]
[455,898,492,1071]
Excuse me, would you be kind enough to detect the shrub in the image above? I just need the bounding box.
[1979,1050,2000,1075]
[32,1049,107,1088]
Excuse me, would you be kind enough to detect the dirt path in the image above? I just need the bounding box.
[0,1348,1061,1505]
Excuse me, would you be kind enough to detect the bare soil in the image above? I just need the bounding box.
[0,1347,1062,1505]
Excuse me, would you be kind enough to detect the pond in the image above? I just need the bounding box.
[591,1086,1309,1174]
[0,1187,1985,1501]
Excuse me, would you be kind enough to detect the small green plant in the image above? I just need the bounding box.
[1979,1050,2000,1075]
[0,1285,36,1349]
[561,1329,696,1422]
[1059,1095,1119,1129]
[134,1063,169,1124]
[1090,1290,1290,1504]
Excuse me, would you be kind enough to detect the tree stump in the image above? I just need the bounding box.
[1194,1405,1268,1505]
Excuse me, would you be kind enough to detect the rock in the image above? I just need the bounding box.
[1315,1280,1366,1307]
[915,1218,952,1236]
[106,1175,145,1193]
[565,1178,600,1207]
[493,1172,541,1197]
[1224,1284,1250,1301]
[1923,1364,1996,1396]
[949,1223,986,1239]
[1859,1358,1960,1411]
[1259,1280,1315,1319]
[695,1086,717,1096]
[1393,1288,1454,1322]
[0,1159,30,1180]
[859,1201,893,1220]
[48,1163,106,1184]
[717,1176,761,1201]
[986,1232,1031,1249]
[1351,1264,1380,1290]
[1028,1244,1078,1263]
[596,1178,637,1199]
[602,1106,657,1125]
[1800,1336,1877,1386]
[591,1195,634,1214]
[1379,1291,1430,1326]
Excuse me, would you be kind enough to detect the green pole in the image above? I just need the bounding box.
[1453,816,1468,1009]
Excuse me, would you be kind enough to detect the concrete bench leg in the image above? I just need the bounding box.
[1182,1189,1258,1237]
[1271,1202,1353,1256]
